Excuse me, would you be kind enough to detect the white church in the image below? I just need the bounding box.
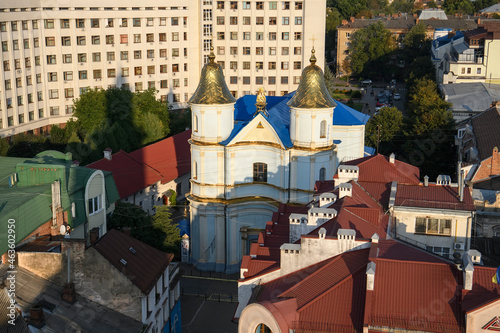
[187,48,369,273]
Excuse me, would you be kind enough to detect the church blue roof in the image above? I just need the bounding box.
[221,93,369,148]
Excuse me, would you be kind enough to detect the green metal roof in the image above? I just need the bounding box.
[0,152,120,256]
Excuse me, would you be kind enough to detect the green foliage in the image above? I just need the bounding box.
[405,56,436,90]
[153,205,181,254]
[108,202,180,257]
[167,189,177,206]
[348,22,395,77]
[443,0,474,14]
[170,108,192,136]
[328,0,369,19]
[49,125,66,145]
[326,8,342,62]
[324,65,337,98]
[73,87,107,134]
[402,23,431,62]
[427,0,438,8]
[351,90,363,99]
[0,137,9,156]
[365,106,404,153]
[389,0,415,13]
[473,0,499,11]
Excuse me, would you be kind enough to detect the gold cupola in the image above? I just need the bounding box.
[287,48,336,109]
[189,47,236,105]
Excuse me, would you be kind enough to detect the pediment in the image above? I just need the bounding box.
[226,113,285,148]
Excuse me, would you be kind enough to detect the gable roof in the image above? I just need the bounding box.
[93,229,174,294]
[470,105,500,161]
[341,154,420,184]
[394,183,476,211]
[87,130,191,198]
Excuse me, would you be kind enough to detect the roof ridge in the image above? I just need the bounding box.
[297,261,368,312]
[279,249,369,298]
[352,181,384,210]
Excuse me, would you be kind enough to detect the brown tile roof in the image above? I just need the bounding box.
[338,17,478,32]
[368,259,464,333]
[395,183,476,211]
[94,229,174,294]
[470,105,500,161]
[87,130,191,199]
[342,154,420,184]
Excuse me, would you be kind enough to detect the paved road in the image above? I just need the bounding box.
[180,266,239,333]
[358,82,408,117]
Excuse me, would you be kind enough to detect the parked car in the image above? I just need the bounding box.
[394,93,401,101]
[375,104,390,112]
[361,79,372,85]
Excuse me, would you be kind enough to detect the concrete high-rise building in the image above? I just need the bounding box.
[0,0,326,138]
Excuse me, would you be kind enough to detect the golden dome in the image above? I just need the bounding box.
[188,48,236,105]
[287,49,336,109]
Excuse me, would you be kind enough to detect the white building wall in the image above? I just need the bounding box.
[392,207,473,257]
[332,124,364,164]
[0,0,326,137]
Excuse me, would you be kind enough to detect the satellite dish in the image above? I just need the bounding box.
[60,225,67,235]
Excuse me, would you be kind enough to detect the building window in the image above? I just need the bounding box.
[415,217,452,235]
[282,32,289,40]
[253,163,267,182]
[48,72,58,82]
[64,71,73,81]
[243,62,251,69]
[256,47,264,55]
[77,36,86,45]
[295,1,303,9]
[269,76,276,84]
[243,32,250,40]
[256,2,263,9]
[270,1,277,9]
[283,1,290,9]
[90,19,99,28]
[93,53,101,62]
[295,16,302,25]
[426,246,450,257]
[88,194,102,215]
[320,120,327,138]
[44,19,55,29]
[243,17,251,25]
[134,34,141,43]
[282,47,289,55]
[243,1,251,9]
[477,68,481,74]
[92,36,100,45]
[65,88,74,98]
[282,17,289,25]
[120,34,128,44]
[294,32,302,40]
[243,77,250,84]
[45,37,55,46]
[47,55,57,64]
[61,36,71,46]
[133,18,141,27]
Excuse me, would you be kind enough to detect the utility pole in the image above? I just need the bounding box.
[376,124,382,154]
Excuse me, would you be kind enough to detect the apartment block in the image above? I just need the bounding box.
[0,0,326,138]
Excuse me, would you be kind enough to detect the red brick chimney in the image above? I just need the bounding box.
[477,17,481,25]
[350,16,355,22]
[341,19,348,25]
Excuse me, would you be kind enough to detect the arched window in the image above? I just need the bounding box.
[193,160,198,179]
[320,120,326,138]
[253,162,267,182]
[193,114,198,132]
[255,323,273,333]
[319,167,326,181]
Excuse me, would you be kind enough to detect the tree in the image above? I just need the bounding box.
[402,23,431,62]
[401,78,456,178]
[443,0,474,14]
[73,87,107,134]
[108,202,181,256]
[170,108,192,136]
[328,0,369,19]
[341,58,353,82]
[348,22,394,77]
[153,205,181,255]
[389,0,415,14]
[365,107,404,154]
[326,8,342,62]
[324,65,337,97]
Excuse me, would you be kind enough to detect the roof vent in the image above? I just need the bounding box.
[436,174,451,185]
[424,175,429,187]
[129,247,136,254]
[120,258,127,266]
[103,148,112,161]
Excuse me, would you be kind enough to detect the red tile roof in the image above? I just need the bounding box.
[377,239,448,263]
[368,259,464,333]
[462,266,500,312]
[342,154,420,184]
[94,229,174,294]
[394,183,476,211]
[87,130,191,198]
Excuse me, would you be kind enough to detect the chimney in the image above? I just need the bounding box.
[477,17,481,25]
[73,160,80,166]
[29,306,45,328]
[366,262,376,291]
[389,153,395,164]
[89,227,100,246]
[459,170,465,202]
[463,254,474,291]
[103,148,112,161]
[341,19,348,25]
[492,147,499,176]
[424,175,429,187]
[339,183,352,199]
[416,18,419,24]
[350,16,355,22]
[122,227,132,236]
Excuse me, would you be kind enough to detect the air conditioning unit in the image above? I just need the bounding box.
[454,242,465,250]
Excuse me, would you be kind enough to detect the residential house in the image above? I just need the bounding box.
[87,129,191,215]
[389,176,476,256]
[456,103,500,239]
[440,22,500,85]
[237,234,500,332]
[0,264,143,332]
[15,229,181,333]
[336,12,478,76]
[479,4,500,18]
[0,150,119,261]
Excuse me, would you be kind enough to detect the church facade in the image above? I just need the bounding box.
[187,49,369,273]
